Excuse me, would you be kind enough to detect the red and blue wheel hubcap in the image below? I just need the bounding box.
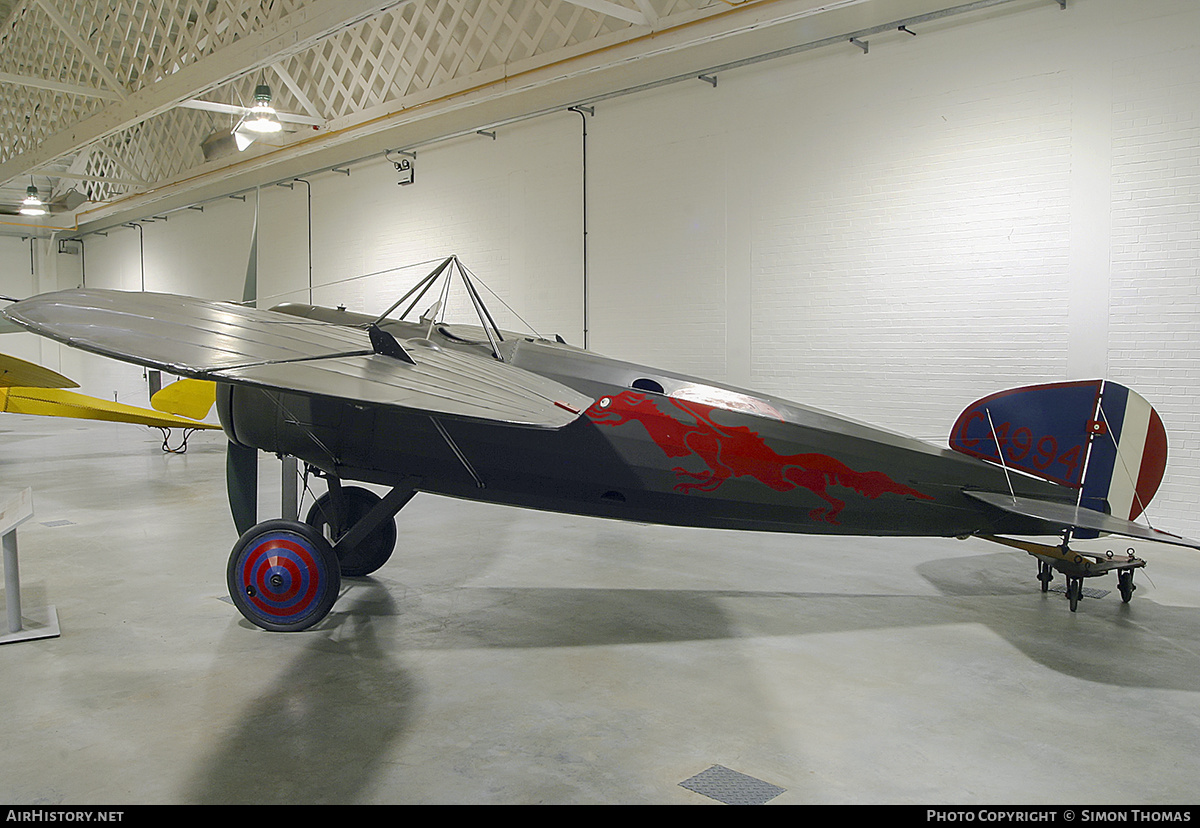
[237,531,330,625]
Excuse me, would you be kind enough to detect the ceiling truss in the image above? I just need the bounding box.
[1,0,704,221]
[0,0,1052,233]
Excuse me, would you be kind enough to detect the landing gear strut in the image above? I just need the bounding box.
[1065,575,1083,612]
[1037,560,1054,592]
[306,482,411,577]
[226,472,416,631]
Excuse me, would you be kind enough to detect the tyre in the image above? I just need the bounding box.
[1118,570,1136,603]
[227,519,341,631]
[305,486,398,577]
[1067,578,1081,612]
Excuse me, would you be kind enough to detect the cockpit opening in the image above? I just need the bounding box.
[631,378,664,394]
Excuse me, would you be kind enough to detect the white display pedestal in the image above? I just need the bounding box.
[1,488,60,645]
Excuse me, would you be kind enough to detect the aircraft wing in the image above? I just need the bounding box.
[964,490,1200,551]
[1,352,79,389]
[1,385,221,430]
[3,289,592,429]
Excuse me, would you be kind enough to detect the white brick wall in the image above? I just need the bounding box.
[5,0,1198,536]
[586,25,1078,441]
[590,110,730,376]
[256,114,583,340]
[1107,43,1200,534]
[744,70,1073,440]
[0,236,40,365]
[584,0,1200,535]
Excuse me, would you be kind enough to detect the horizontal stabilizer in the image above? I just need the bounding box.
[964,490,1200,551]
[4,289,591,429]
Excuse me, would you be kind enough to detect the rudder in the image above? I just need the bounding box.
[1081,382,1166,522]
[949,380,1167,522]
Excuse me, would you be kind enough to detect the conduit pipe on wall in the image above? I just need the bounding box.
[569,105,593,350]
[124,221,144,292]
[123,220,154,394]
[295,179,313,304]
[276,178,314,304]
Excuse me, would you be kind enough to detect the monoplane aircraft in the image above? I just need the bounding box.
[1,351,220,437]
[5,256,1197,630]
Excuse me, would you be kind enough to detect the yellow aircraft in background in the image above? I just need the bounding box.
[1,352,218,436]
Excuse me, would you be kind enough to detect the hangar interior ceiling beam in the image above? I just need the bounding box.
[0,0,1056,235]
[0,0,411,201]
[30,0,128,98]
[0,70,123,101]
[557,0,649,26]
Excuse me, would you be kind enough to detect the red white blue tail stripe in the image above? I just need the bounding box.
[1082,382,1167,521]
[950,380,1168,523]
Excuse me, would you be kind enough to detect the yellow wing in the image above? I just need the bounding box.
[1,386,220,430]
[0,352,79,389]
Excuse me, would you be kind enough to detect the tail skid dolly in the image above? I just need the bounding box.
[978,533,1144,611]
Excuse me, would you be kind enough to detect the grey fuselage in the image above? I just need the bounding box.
[215,304,1070,539]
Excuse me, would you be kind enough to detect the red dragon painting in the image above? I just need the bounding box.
[587,390,932,524]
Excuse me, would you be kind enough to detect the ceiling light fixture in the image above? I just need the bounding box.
[19,184,47,216]
[233,130,256,152]
[243,84,282,134]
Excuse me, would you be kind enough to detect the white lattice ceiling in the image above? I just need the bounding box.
[0,0,1034,235]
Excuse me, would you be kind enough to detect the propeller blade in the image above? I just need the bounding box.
[226,441,258,534]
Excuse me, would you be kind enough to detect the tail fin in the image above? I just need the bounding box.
[1080,382,1167,522]
[949,380,1167,522]
[151,378,217,421]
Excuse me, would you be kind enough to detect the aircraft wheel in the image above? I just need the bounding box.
[1118,570,1136,603]
[227,519,341,632]
[1067,578,1082,612]
[305,486,398,577]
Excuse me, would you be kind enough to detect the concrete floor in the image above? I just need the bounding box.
[2,415,1200,805]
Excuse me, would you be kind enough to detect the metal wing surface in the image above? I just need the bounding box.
[4,289,591,428]
[5,289,369,373]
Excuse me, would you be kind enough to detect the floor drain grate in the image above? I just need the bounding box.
[40,520,75,527]
[679,764,785,805]
[1050,584,1110,599]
